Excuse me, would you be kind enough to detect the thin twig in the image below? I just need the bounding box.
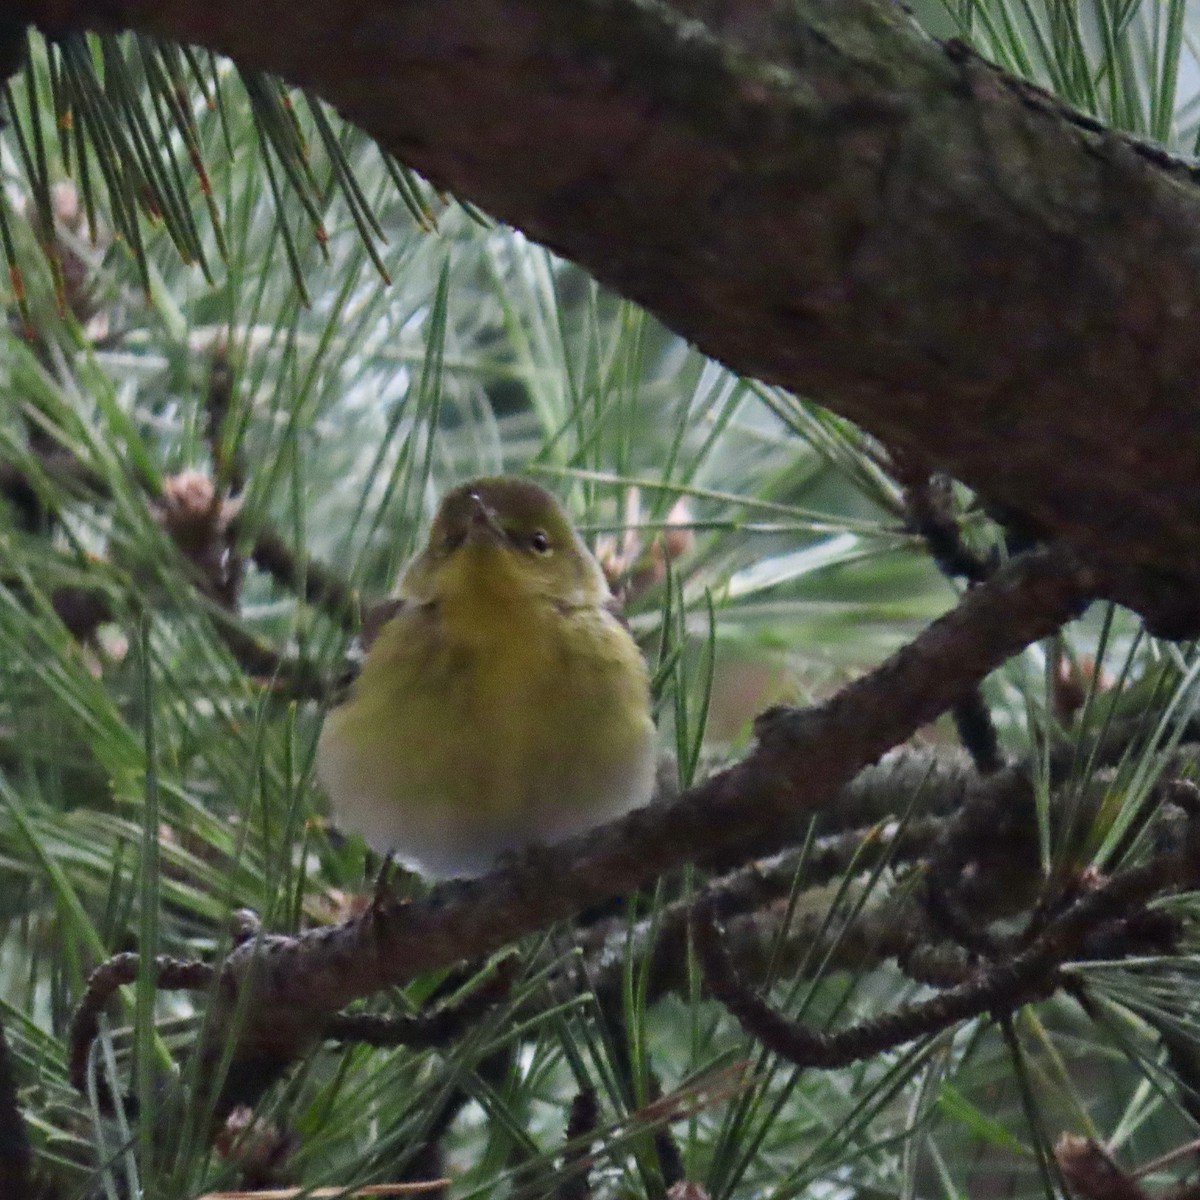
[553,1088,599,1200]
[692,842,1193,1070]
[323,957,517,1049]
[68,952,215,1094]
[197,1185,449,1198]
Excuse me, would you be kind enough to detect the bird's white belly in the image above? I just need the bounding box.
[316,618,656,878]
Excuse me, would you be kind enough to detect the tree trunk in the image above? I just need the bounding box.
[14,0,1200,629]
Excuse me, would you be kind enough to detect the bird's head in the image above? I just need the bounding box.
[400,477,611,609]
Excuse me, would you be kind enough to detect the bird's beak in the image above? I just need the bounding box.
[440,490,504,550]
[464,493,504,545]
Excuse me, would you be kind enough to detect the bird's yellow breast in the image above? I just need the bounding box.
[316,555,656,878]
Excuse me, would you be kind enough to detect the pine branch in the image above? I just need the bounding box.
[167,543,1097,1108]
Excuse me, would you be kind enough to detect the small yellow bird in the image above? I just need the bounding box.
[317,476,657,879]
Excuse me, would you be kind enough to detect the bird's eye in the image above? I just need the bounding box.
[529,530,552,554]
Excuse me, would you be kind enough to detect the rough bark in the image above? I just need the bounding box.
[12,0,1200,627]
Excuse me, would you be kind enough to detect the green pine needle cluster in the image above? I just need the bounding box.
[0,18,1196,1200]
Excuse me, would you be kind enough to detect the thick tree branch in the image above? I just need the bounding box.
[10,0,1200,627]
[187,545,1094,1100]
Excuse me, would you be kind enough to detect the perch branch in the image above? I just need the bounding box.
[189,545,1096,1101]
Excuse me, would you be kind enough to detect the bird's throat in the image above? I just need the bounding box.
[433,547,544,648]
